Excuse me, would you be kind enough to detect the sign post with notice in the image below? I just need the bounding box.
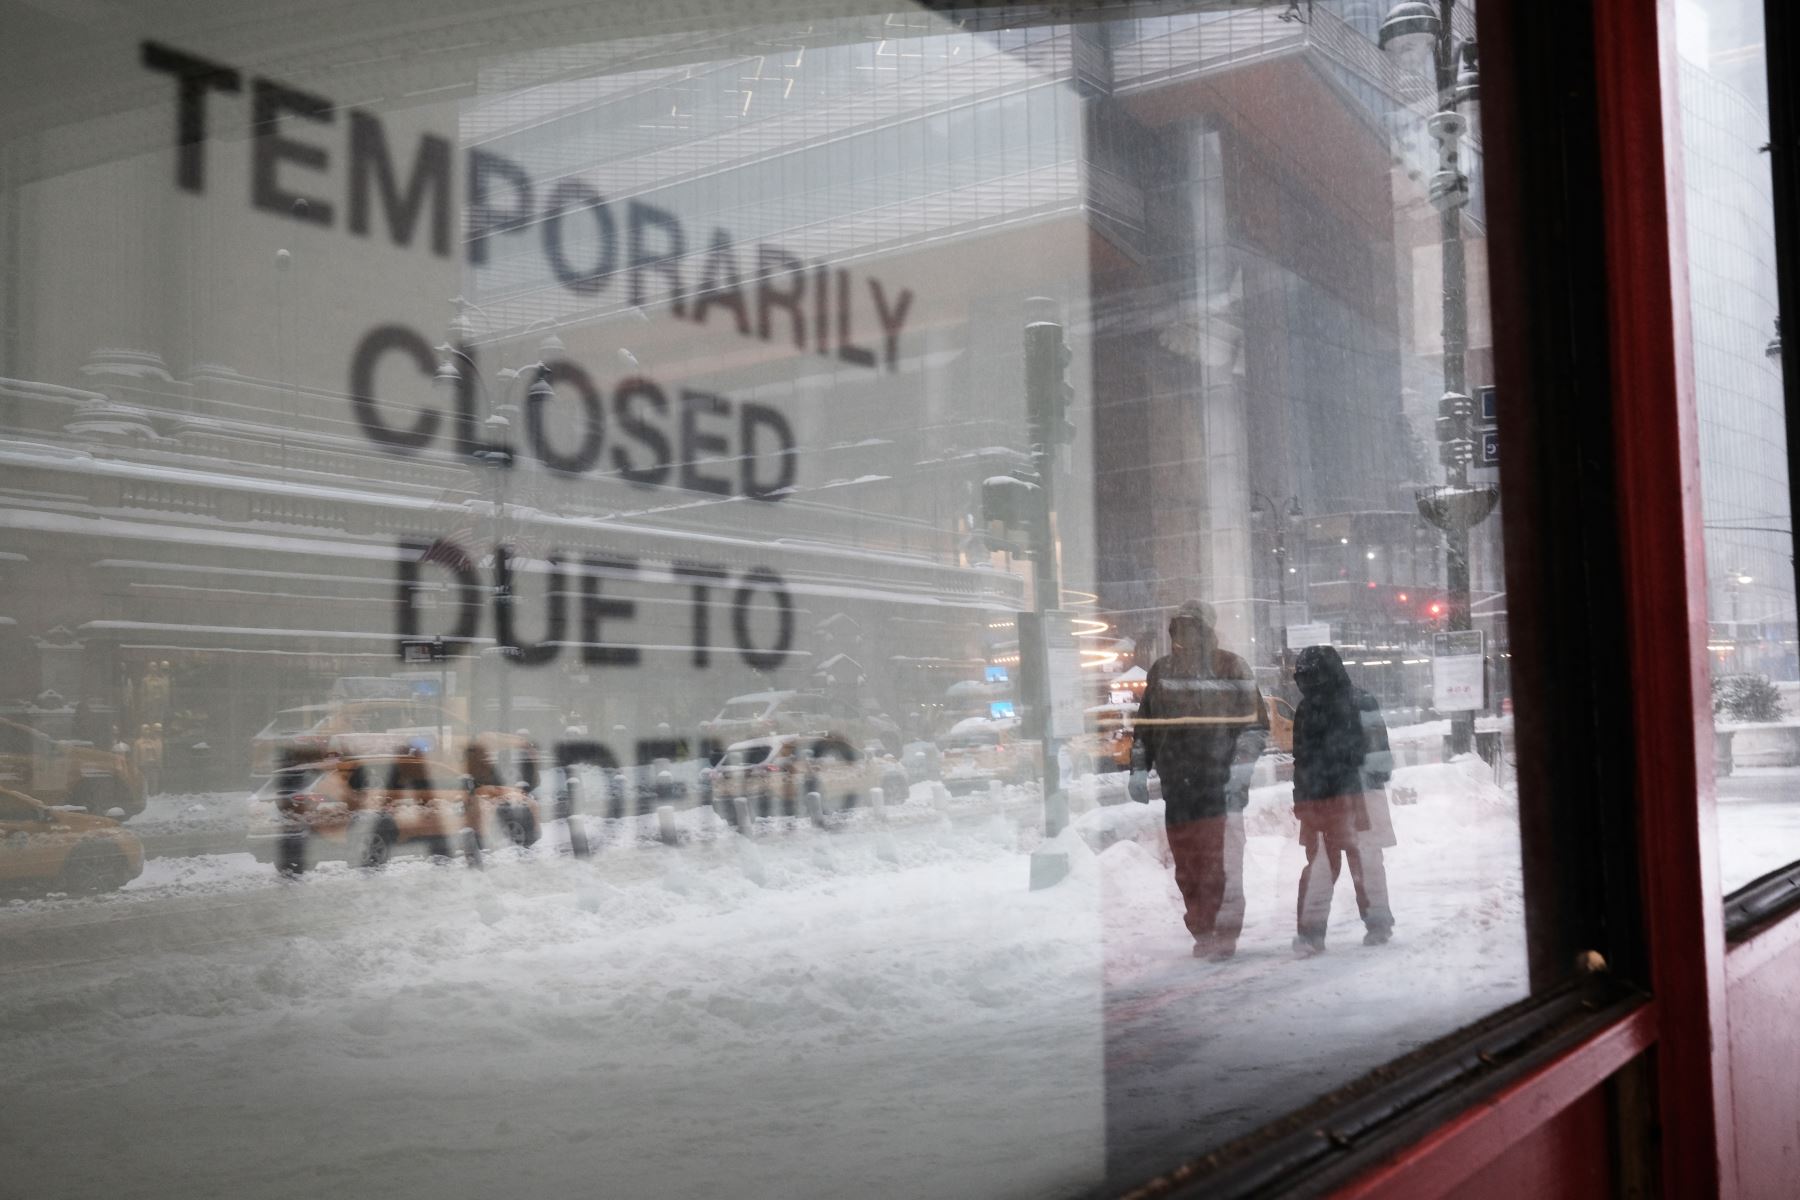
[399,636,449,753]
[1431,629,1486,712]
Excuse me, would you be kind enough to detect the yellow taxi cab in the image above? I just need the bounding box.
[1267,695,1296,754]
[938,716,1039,794]
[248,699,470,779]
[0,785,145,894]
[704,734,881,819]
[245,747,539,873]
[0,717,146,818]
[1070,702,1138,776]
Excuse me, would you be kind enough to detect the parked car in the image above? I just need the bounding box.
[0,717,146,819]
[244,749,539,873]
[938,716,1039,794]
[249,704,332,779]
[249,699,471,780]
[0,785,145,894]
[704,734,895,819]
[699,691,900,760]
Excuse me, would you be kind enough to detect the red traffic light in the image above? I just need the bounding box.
[1426,601,1445,617]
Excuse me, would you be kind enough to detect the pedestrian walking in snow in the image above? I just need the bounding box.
[1289,644,1396,956]
[1133,600,1268,960]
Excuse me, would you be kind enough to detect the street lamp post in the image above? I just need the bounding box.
[1250,492,1305,667]
[1728,569,1755,668]
[1381,1,1497,755]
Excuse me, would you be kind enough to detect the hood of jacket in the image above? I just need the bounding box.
[1294,643,1351,698]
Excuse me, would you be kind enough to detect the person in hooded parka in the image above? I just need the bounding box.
[1289,644,1396,955]
[1133,601,1268,960]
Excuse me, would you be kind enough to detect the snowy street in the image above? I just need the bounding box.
[0,759,1536,1200]
[1715,766,1800,891]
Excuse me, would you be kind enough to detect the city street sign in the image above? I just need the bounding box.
[1043,610,1086,740]
[1431,629,1485,712]
[1478,385,1497,423]
[399,636,446,664]
[1480,428,1499,465]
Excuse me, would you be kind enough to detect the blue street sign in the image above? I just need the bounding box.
[1481,429,1500,465]
[1478,385,1497,423]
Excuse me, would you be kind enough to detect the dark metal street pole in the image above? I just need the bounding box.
[1385,0,1495,757]
[1029,443,1063,836]
[1435,1,1477,757]
[492,443,514,738]
[1023,314,1072,843]
[1252,492,1301,671]
[1271,530,1289,632]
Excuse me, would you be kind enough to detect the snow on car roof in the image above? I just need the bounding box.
[714,691,796,710]
[946,715,1021,735]
[723,735,795,752]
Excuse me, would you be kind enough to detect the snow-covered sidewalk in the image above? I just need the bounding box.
[2,761,1525,1200]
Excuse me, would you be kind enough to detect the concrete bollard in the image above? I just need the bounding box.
[657,804,679,846]
[804,790,825,827]
[565,777,593,859]
[732,795,752,835]
[870,786,886,823]
[736,833,767,886]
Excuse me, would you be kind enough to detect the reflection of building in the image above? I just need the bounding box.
[0,11,1101,782]
[1677,3,1799,681]
[1085,6,1500,705]
[0,3,1510,782]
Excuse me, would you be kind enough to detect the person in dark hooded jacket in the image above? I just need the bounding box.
[1134,600,1268,959]
[1290,644,1395,955]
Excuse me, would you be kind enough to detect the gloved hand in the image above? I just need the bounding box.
[1128,768,1150,805]
[1226,760,1255,803]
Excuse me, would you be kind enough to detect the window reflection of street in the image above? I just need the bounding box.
[0,1,1537,1195]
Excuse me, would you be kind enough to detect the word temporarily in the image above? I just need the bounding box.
[398,538,794,671]
[142,41,915,370]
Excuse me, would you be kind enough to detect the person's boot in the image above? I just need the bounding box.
[1363,925,1393,946]
[1292,933,1327,958]
[1191,933,1219,959]
[1206,937,1237,962]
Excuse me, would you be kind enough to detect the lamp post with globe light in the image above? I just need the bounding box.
[1380,1,1498,755]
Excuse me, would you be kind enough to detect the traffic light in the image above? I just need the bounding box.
[1436,390,1475,469]
[980,473,1044,559]
[1024,320,1076,449]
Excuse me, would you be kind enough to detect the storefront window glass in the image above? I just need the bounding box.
[0,2,1531,1193]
